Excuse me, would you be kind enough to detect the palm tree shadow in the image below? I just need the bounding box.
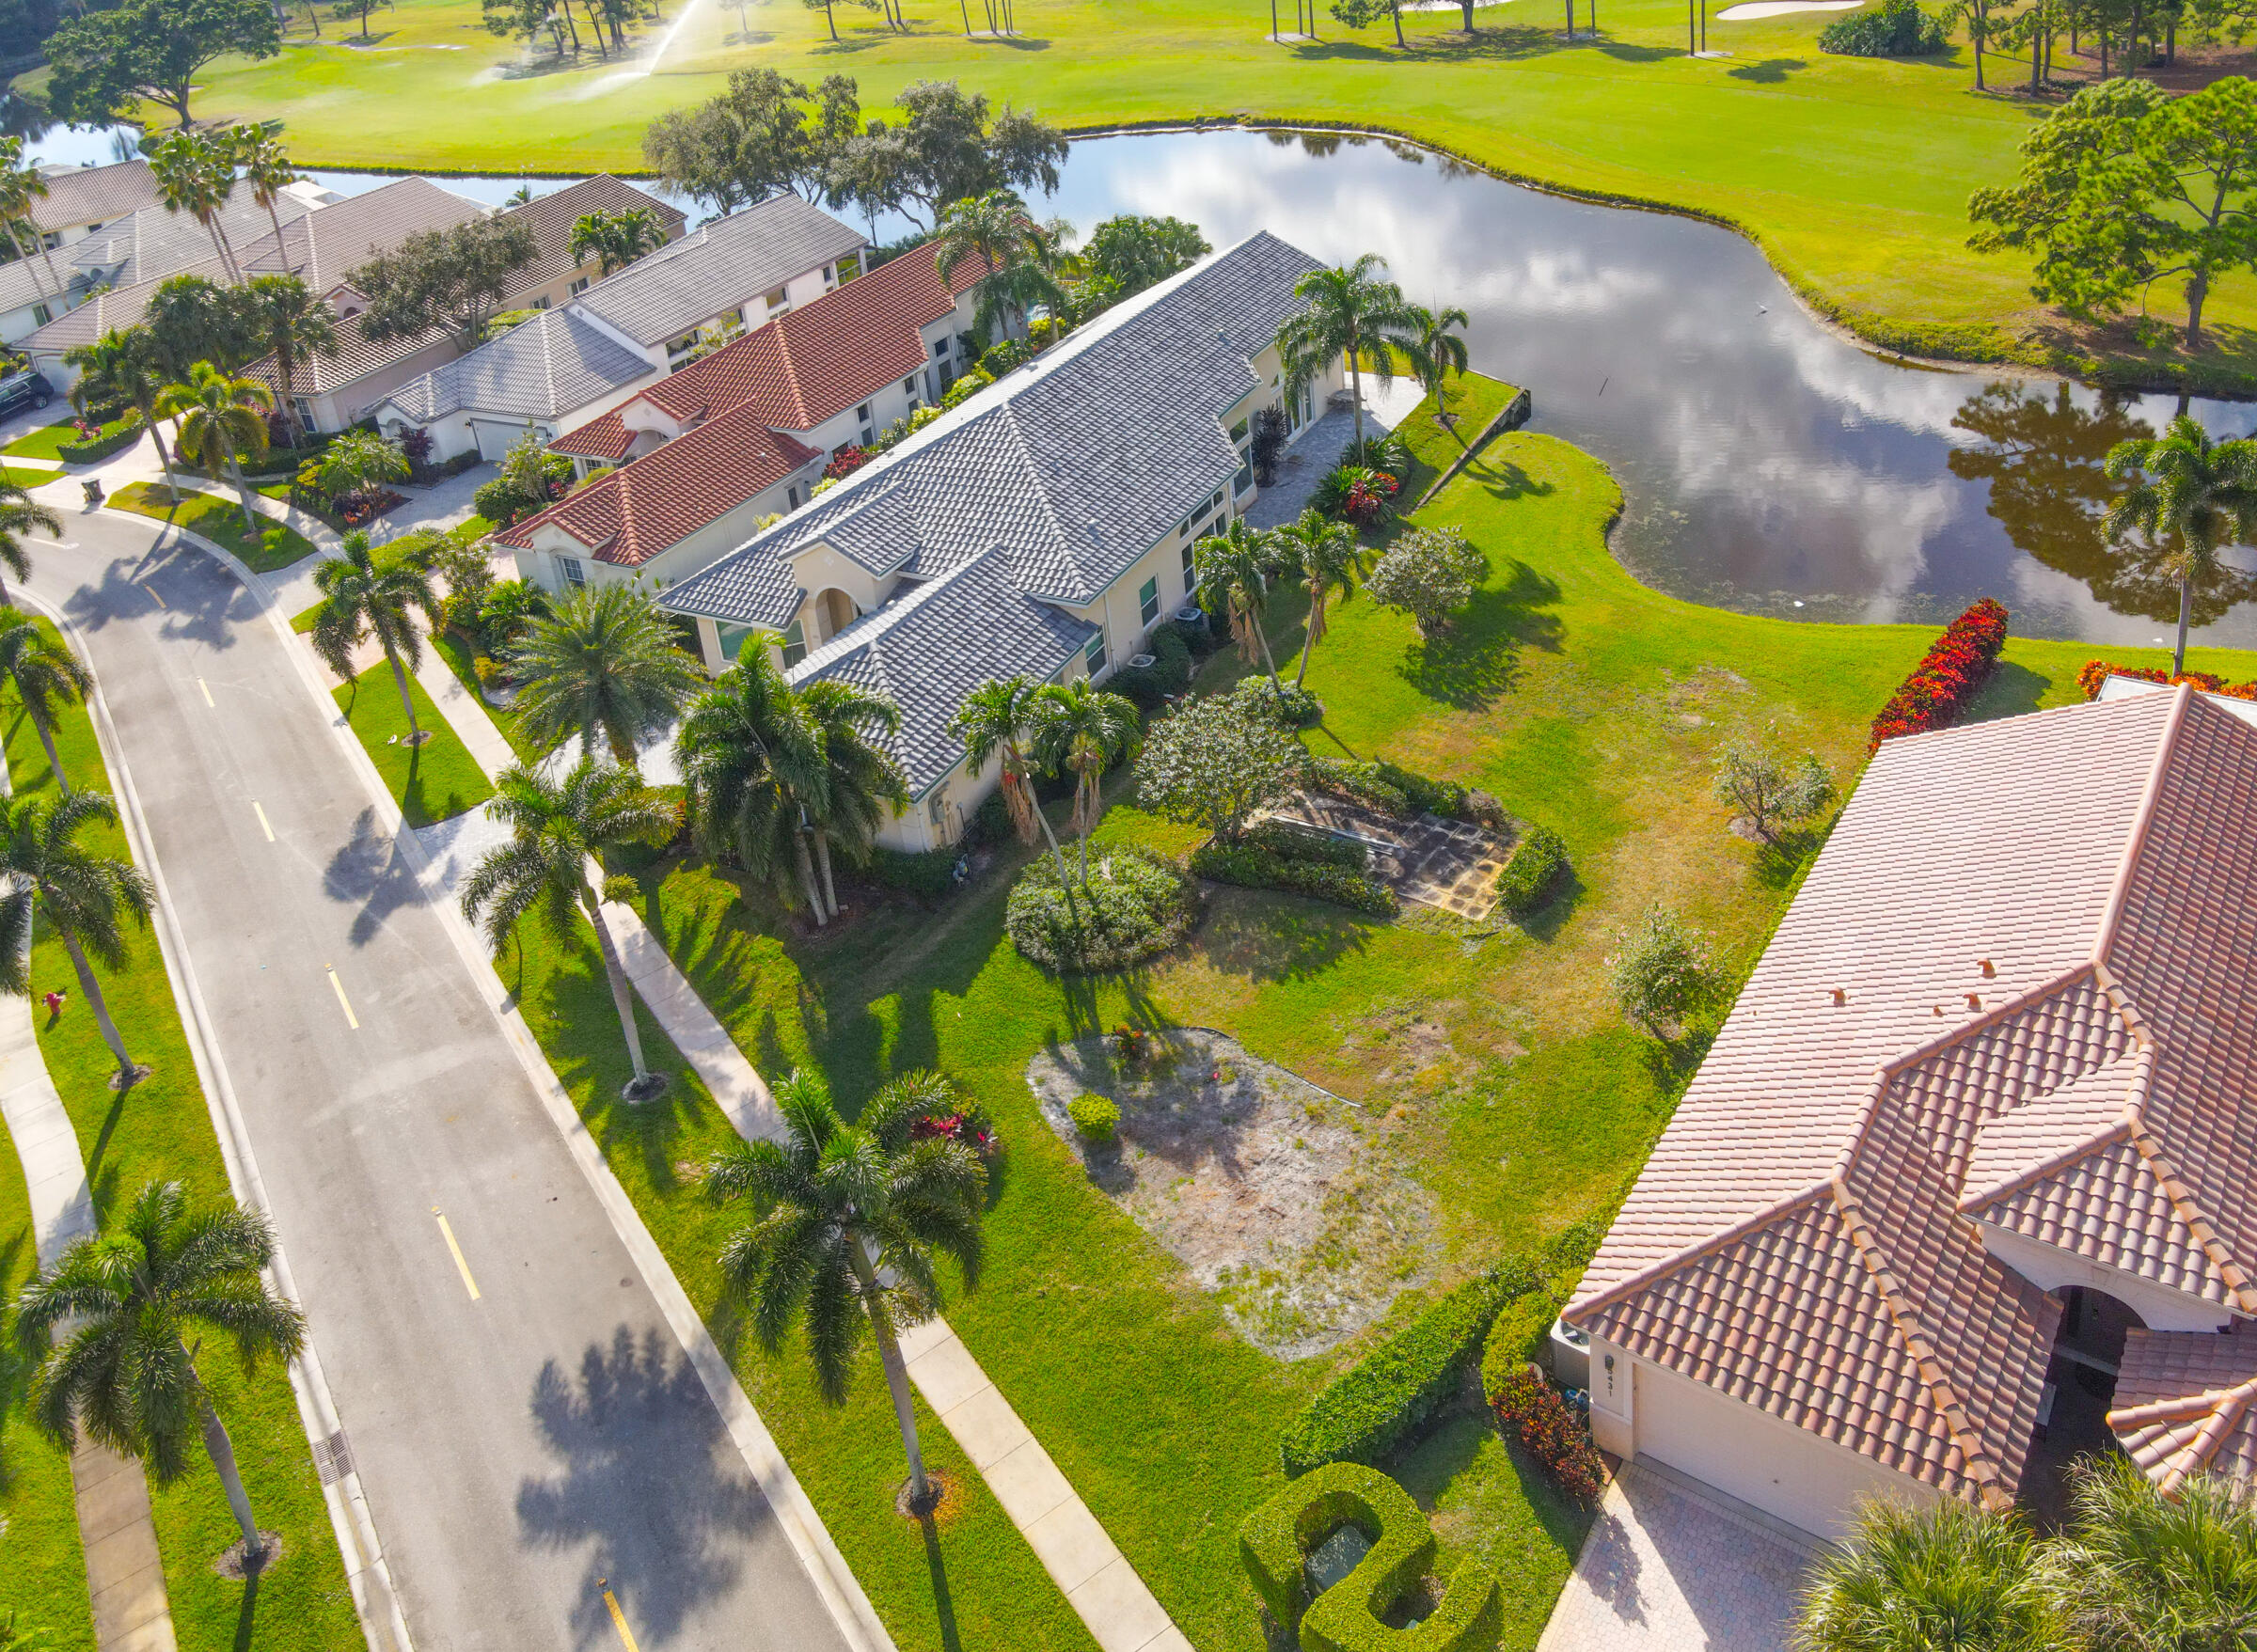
[321,806,429,946]
[230,1569,261,1652]
[920,1513,965,1652]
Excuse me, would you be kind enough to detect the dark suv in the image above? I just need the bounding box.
[0,370,54,420]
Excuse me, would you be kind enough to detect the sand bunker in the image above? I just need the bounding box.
[1028,1028,1435,1361]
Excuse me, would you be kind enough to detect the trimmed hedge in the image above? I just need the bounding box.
[2076,659,2257,701]
[1004,845,1201,973]
[1869,597,2009,748]
[866,845,959,899]
[1494,824,1569,916]
[58,420,144,464]
[1239,1460,1502,1650]
[1279,1259,1540,1477]
[1478,1281,1569,1403]
[1109,621,1193,710]
[1309,755,1487,822]
[1191,839,1397,916]
[1244,819,1365,869]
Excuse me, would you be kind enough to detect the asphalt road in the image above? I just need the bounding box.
[24,511,856,1652]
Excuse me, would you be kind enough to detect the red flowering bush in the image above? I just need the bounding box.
[1344,467,1398,527]
[911,1110,997,1156]
[1868,597,2010,750]
[1492,1366,1605,1503]
[823,446,870,481]
[2075,659,2257,701]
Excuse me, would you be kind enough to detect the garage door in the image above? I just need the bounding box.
[472,421,527,464]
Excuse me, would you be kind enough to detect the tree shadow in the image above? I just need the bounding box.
[321,806,430,947]
[1637,1023,1715,1093]
[1463,455,1555,502]
[919,1513,965,1652]
[1397,560,1565,712]
[1752,813,1836,892]
[516,1327,772,1650]
[230,1567,261,1652]
[1727,55,1804,80]
[1192,887,1371,984]
[1507,867,1586,942]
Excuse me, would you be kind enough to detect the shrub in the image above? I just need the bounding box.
[1231,673,1323,729]
[1004,846,1200,974]
[1067,1092,1119,1142]
[1341,432,1412,479]
[978,336,1033,377]
[941,365,995,409]
[1869,597,2009,748]
[1108,622,1193,710]
[475,474,542,528]
[1307,756,1411,816]
[1312,463,1400,527]
[1374,758,1468,819]
[1191,840,1397,916]
[1712,746,1834,842]
[478,578,550,651]
[1367,526,1485,637]
[1250,404,1289,485]
[865,845,959,899]
[58,417,143,464]
[1608,903,1716,1033]
[823,445,869,482]
[1279,1264,1537,1476]
[868,403,942,456]
[472,654,507,693]
[1478,1281,1569,1402]
[966,786,1013,849]
[1819,0,1948,54]
[1137,691,1307,843]
[1244,819,1366,869]
[1543,1211,1610,1272]
[2076,658,2257,701]
[1308,755,1476,821]
[1492,1369,1606,1502]
[1494,824,1569,916]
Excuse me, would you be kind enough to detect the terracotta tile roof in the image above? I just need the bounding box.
[2110,1328,2257,1491]
[548,245,981,460]
[495,401,823,567]
[1569,687,2257,1506]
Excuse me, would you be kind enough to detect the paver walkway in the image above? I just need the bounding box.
[1242,379,1425,531]
[1537,1458,1820,1652]
[402,653,1193,1652]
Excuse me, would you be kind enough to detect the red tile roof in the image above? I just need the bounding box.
[549,244,982,461]
[2111,1327,2257,1492]
[496,401,823,567]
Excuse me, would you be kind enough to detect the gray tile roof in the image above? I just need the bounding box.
[789,547,1097,797]
[664,230,1319,633]
[381,307,652,422]
[242,175,487,290]
[32,159,158,233]
[576,193,864,346]
[69,184,312,288]
[0,253,69,319]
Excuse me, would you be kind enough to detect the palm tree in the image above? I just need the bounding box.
[1797,1496,2058,1652]
[509,585,702,773]
[1274,508,1367,687]
[0,792,156,1086]
[933,190,1063,343]
[2104,415,2257,676]
[229,124,300,263]
[701,1066,984,1509]
[0,136,62,307]
[16,1182,304,1566]
[1275,254,1421,450]
[0,613,92,798]
[0,479,60,611]
[459,757,675,1095]
[157,361,273,538]
[569,207,666,277]
[1403,302,1472,425]
[242,275,334,451]
[1030,678,1138,880]
[65,329,180,495]
[801,680,906,915]
[148,132,243,287]
[305,428,406,519]
[951,675,1054,856]
[2045,1456,2257,1648]
[1194,520,1286,697]
[310,529,439,744]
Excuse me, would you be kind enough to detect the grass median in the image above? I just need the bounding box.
[107,483,320,576]
[330,660,496,826]
[2,636,359,1651]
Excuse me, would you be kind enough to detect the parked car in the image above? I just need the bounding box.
[0,370,55,419]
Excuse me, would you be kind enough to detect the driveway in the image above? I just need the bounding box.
[1537,1459,1822,1652]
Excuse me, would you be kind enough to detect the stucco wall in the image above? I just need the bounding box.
[1980,1224,2234,1334]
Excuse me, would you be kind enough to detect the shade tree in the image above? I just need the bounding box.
[349,217,540,348]
[44,0,279,130]
[831,80,1068,232]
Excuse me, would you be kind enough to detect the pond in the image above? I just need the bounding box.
[32,118,2257,647]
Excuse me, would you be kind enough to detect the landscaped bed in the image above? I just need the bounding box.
[3,413,136,464]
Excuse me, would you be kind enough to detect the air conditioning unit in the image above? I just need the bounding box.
[1172,605,1207,629]
[1127,653,1156,670]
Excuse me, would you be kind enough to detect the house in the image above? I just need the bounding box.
[32,158,162,250]
[487,242,989,592]
[489,175,688,315]
[659,231,1343,853]
[372,191,866,464]
[1564,679,2257,1539]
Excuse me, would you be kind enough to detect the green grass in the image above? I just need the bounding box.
[3,416,133,463]
[106,483,321,574]
[1,638,358,1651]
[3,462,59,490]
[329,661,496,826]
[114,0,2257,384]
[428,629,545,763]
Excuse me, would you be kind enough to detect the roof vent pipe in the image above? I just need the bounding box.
[1832,987,1847,1006]
[1981,958,1997,977]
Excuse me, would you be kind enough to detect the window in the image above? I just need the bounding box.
[1235,452,1255,496]
[836,253,861,282]
[1083,632,1107,677]
[532,295,551,310]
[1139,577,1160,625]
[1210,487,1226,511]
[781,618,806,668]
[569,275,590,296]
[30,302,49,326]
[856,403,872,422]
[557,556,586,590]
[1181,539,1195,580]
[933,338,951,359]
[1229,416,1249,442]
[765,286,789,311]
[787,482,802,510]
[902,374,919,398]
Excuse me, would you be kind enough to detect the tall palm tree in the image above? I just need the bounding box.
[148,132,243,287]
[1275,254,1421,450]
[157,361,273,538]
[2045,1456,2257,1648]
[241,275,334,451]
[933,189,1062,343]
[228,124,300,266]
[508,585,702,773]
[951,675,1057,858]
[799,679,906,914]
[677,650,829,921]
[0,613,92,798]
[15,1181,304,1566]
[1194,520,1286,697]
[459,757,675,1095]
[1274,508,1368,687]
[65,329,180,495]
[701,1066,984,1509]
[310,529,439,744]
[0,136,61,306]
[1030,678,1138,881]
[2104,415,2257,676]
[0,479,60,611]
[569,207,666,277]
[1403,302,1472,425]
[0,792,155,1086]
[1797,1496,2058,1652]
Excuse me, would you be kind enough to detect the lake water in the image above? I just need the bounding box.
[26,118,2254,647]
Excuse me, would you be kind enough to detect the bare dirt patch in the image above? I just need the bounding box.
[1027,1028,1436,1361]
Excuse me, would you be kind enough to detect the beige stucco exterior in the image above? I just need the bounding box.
[510,451,828,599]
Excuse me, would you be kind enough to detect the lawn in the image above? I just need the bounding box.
[1,649,359,1650]
[106,0,2257,384]
[329,660,496,826]
[429,628,545,763]
[3,415,134,463]
[105,483,321,575]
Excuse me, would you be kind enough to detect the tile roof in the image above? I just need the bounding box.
[663,230,1320,632]
[495,174,686,291]
[380,306,652,423]
[1569,687,2257,1506]
[242,175,486,289]
[576,194,864,347]
[495,401,824,567]
[2110,1327,2257,1492]
[550,244,981,460]
[789,547,1097,795]
[32,159,158,232]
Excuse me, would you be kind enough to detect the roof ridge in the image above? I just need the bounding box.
[2093,681,2192,968]
[2121,1115,2257,1313]
[2109,1376,2257,1493]
[1953,1065,2142,1214]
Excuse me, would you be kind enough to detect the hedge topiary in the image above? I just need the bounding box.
[1818,0,1947,53]
[1279,1259,1541,1477]
[1239,1460,1502,1650]
[1478,1281,1570,1404]
[1068,1092,1119,1141]
[58,420,145,464]
[865,845,959,899]
[1004,846,1201,974]
[1494,825,1569,916]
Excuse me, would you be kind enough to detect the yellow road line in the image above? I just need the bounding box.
[140,582,166,609]
[197,677,213,707]
[600,1586,639,1652]
[433,1209,481,1301]
[324,966,358,1030]
[251,802,274,842]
